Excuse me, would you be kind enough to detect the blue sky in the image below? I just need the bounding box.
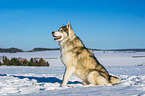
[0,0,145,51]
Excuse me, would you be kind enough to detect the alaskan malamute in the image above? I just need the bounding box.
[52,22,120,86]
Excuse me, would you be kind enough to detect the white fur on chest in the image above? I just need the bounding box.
[61,51,75,67]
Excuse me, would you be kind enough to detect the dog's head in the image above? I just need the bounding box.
[52,22,75,41]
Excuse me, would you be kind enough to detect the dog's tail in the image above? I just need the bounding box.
[109,75,121,85]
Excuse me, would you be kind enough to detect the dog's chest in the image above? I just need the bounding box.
[61,51,76,66]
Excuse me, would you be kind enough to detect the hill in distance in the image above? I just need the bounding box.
[0,48,23,53]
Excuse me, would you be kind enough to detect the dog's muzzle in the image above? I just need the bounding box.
[52,31,62,41]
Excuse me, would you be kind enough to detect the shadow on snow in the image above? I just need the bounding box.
[0,74,82,84]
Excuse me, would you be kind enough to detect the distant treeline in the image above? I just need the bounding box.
[91,48,145,52]
[103,49,145,52]
[0,56,49,66]
[31,48,60,52]
[1,47,145,53]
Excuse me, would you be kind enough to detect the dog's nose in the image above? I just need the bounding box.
[52,31,55,35]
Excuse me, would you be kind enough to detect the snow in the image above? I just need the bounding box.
[0,51,145,96]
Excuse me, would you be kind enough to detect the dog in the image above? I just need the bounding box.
[52,22,120,86]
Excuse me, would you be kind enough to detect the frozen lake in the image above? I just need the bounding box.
[0,51,145,95]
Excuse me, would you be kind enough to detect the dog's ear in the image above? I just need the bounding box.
[62,24,64,27]
[67,22,71,30]
[67,22,75,36]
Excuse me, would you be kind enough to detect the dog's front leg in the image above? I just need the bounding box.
[61,66,75,86]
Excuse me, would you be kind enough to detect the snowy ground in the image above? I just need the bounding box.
[0,51,145,96]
